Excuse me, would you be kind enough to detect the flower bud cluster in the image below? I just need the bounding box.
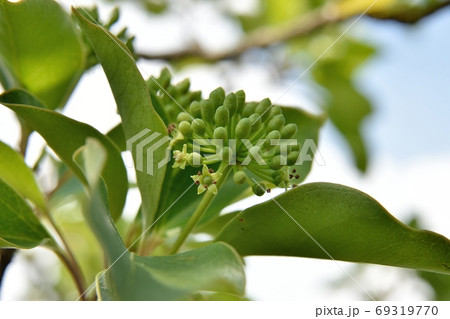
[147,67,202,123]
[148,68,301,196]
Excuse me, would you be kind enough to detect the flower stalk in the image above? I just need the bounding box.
[169,165,232,254]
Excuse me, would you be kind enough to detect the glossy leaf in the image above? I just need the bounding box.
[195,211,241,236]
[76,140,245,300]
[217,183,450,275]
[74,9,169,230]
[94,241,246,301]
[0,92,127,220]
[0,178,51,249]
[0,0,85,108]
[106,123,126,151]
[418,271,450,301]
[0,140,46,211]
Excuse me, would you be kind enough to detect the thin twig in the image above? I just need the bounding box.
[136,1,450,62]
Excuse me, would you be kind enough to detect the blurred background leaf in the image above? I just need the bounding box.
[0,0,85,109]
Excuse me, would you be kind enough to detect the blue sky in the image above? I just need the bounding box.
[355,8,450,162]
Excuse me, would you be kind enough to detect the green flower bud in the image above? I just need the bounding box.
[267,130,281,140]
[223,93,237,115]
[235,90,246,110]
[157,67,171,89]
[252,183,267,196]
[175,78,190,95]
[189,101,202,118]
[166,103,178,121]
[188,152,203,167]
[201,99,215,122]
[279,168,289,181]
[179,121,191,136]
[177,112,192,123]
[267,114,285,132]
[178,95,190,107]
[242,102,257,117]
[248,145,261,157]
[220,146,232,161]
[280,123,298,139]
[233,171,247,185]
[147,77,159,92]
[249,113,261,133]
[105,7,120,28]
[163,86,177,103]
[202,175,213,185]
[213,126,227,140]
[272,173,282,186]
[214,106,230,127]
[272,145,281,156]
[191,118,206,135]
[188,91,202,102]
[270,155,286,170]
[287,151,299,166]
[263,130,281,148]
[289,144,300,152]
[209,87,225,108]
[255,98,272,121]
[269,105,282,118]
[235,118,251,139]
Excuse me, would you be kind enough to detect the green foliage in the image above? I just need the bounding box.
[72,5,135,69]
[96,241,245,301]
[217,183,450,275]
[313,39,375,172]
[0,0,85,108]
[0,140,46,211]
[0,89,127,220]
[0,0,448,301]
[73,9,168,231]
[418,271,450,301]
[0,178,51,249]
[76,139,245,300]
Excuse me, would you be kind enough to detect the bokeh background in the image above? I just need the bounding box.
[1,0,449,300]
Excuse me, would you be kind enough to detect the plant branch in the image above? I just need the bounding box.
[136,1,450,62]
[367,0,450,23]
[169,165,232,254]
[53,247,87,301]
[44,211,87,300]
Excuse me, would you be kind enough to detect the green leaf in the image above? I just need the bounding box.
[0,0,85,108]
[106,123,126,151]
[313,39,375,172]
[418,271,450,301]
[217,183,450,275]
[76,140,245,300]
[73,8,168,230]
[94,242,246,301]
[0,91,127,220]
[95,270,113,301]
[281,106,326,183]
[0,140,46,211]
[323,78,371,172]
[0,178,51,249]
[195,211,241,236]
